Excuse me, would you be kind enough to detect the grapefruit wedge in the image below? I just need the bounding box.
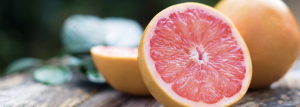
[138,3,252,106]
[91,46,150,95]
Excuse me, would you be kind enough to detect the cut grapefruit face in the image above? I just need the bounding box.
[138,3,252,106]
[91,46,150,96]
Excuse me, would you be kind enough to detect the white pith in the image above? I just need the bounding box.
[189,46,209,65]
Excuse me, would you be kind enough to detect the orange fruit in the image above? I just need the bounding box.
[138,2,252,106]
[215,0,300,89]
[91,46,150,95]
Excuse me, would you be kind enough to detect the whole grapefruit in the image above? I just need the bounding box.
[216,0,300,89]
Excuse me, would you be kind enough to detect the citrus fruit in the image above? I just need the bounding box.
[91,46,150,95]
[138,2,252,106]
[216,0,300,89]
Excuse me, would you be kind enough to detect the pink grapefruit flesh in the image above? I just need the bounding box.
[95,46,138,57]
[138,3,252,106]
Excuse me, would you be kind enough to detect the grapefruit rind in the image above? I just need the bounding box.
[138,2,252,106]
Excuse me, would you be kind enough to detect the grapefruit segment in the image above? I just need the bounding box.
[139,2,252,106]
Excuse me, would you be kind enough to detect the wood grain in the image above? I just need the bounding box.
[1,68,300,107]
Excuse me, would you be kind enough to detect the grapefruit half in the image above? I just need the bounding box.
[138,3,252,106]
[91,46,150,95]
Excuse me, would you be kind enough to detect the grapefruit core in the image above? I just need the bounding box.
[138,3,252,106]
[91,46,150,96]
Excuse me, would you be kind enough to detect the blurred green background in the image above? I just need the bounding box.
[0,0,299,72]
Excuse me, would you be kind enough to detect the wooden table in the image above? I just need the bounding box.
[1,69,300,107]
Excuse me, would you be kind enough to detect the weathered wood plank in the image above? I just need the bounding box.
[120,96,155,107]
[0,71,105,107]
[233,71,300,107]
[76,89,122,107]
[1,63,300,107]
[77,89,162,107]
[0,70,162,107]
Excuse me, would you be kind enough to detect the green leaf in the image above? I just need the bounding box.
[61,15,106,53]
[3,57,42,75]
[103,17,143,47]
[86,70,106,83]
[79,56,94,74]
[33,66,72,85]
[61,55,82,66]
[80,56,106,83]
